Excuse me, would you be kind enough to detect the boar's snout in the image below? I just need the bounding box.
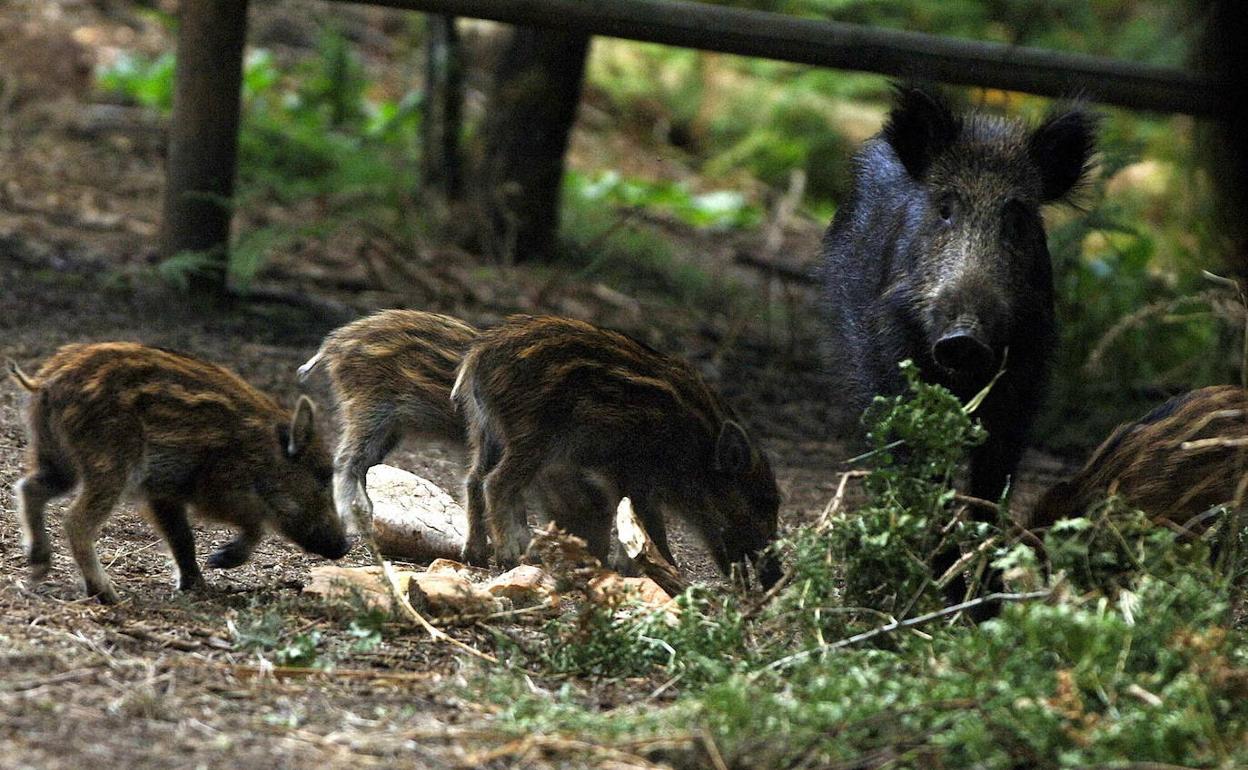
[932,324,994,375]
[304,529,351,560]
[278,509,351,561]
[753,551,783,590]
[323,535,352,560]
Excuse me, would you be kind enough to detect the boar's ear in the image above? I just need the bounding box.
[285,395,318,457]
[882,84,962,180]
[715,421,753,475]
[1028,109,1098,202]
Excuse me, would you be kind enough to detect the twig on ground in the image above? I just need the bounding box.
[115,624,204,652]
[817,470,871,529]
[352,514,498,664]
[700,728,731,770]
[934,536,1000,591]
[0,667,102,693]
[464,735,673,768]
[204,660,440,684]
[760,589,1052,673]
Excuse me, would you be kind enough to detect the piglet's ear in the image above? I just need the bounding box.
[1027,109,1098,202]
[715,421,753,475]
[287,395,317,457]
[882,84,962,180]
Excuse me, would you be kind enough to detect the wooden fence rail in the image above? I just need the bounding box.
[350,0,1222,117]
[161,0,1231,292]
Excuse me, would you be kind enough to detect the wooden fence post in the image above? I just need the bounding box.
[420,14,465,205]
[477,27,590,263]
[160,0,250,299]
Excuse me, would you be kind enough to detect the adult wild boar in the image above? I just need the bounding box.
[820,85,1097,501]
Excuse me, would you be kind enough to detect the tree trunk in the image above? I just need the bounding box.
[419,14,464,205]
[1196,0,1247,278]
[477,27,590,263]
[160,0,249,300]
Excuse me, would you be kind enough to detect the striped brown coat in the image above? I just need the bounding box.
[1030,385,1248,534]
[452,315,782,588]
[8,342,347,602]
[298,309,479,528]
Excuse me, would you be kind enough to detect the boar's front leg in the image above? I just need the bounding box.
[147,498,204,591]
[968,433,1025,504]
[630,491,678,568]
[207,525,262,569]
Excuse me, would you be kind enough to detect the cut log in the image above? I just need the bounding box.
[367,465,468,563]
[615,497,688,597]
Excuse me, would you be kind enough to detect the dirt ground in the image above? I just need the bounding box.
[0,2,1073,768]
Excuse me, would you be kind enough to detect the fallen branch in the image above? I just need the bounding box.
[817,470,871,529]
[464,734,680,769]
[207,661,439,684]
[0,667,101,693]
[761,589,1052,673]
[114,624,205,652]
[232,284,357,323]
[733,250,818,285]
[934,536,1000,591]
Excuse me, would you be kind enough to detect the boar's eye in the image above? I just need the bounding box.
[935,194,958,225]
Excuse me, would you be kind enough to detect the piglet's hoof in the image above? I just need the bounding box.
[460,541,490,568]
[29,560,52,582]
[87,583,121,605]
[177,572,208,592]
[207,542,251,570]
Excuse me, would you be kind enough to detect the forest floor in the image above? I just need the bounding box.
[0,2,1071,768]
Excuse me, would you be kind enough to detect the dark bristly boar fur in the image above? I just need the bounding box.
[297,309,479,528]
[820,84,1098,502]
[451,315,782,588]
[7,343,348,603]
[1030,385,1248,535]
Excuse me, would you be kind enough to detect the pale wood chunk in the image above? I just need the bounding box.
[303,565,414,610]
[587,574,678,619]
[367,465,468,563]
[407,573,502,617]
[615,497,688,597]
[426,557,488,578]
[485,565,557,606]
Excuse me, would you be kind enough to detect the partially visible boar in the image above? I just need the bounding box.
[1030,385,1248,534]
[452,315,782,588]
[8,343,348,603]
[820,85,1097,501]
[297,310,478,528]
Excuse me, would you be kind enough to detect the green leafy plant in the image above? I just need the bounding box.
[471,358,1247,768]
[826,360,990,616]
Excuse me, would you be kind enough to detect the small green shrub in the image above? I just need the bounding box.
[474,360,1247,768]
[828,360,990,615]
[538,586,748,687]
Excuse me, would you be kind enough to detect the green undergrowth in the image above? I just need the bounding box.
[97,31,422,292]
[466,363,1247,768]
